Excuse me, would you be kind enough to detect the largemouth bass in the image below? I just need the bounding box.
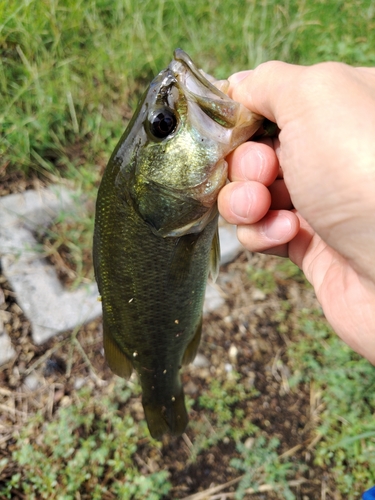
[93,49,262,439]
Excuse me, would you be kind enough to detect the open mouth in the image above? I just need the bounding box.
[170,49,229,99]
[168,50,241,130]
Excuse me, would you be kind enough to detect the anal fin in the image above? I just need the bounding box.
[103,326,133,379]
[182,318,202,366]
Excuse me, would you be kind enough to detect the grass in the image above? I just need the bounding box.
[2,0,375,498]
[0,0,324,285]
[2,0,375,283]
[3,0,374,182]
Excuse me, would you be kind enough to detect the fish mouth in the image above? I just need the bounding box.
[168,49,242,130]
[170,49,230,101]
[168,49,262,149]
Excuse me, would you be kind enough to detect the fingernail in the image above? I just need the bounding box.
[262,213,292,242]
[230,184,253,219]
[228,70,252,84]
[240,148,265,182]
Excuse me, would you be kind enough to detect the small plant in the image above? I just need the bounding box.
[247,265,277,295]
[0,379,171,499]
[189,372,261,461]
[199,371,259,428]
[37,207,96,289]
[230,436,296,500]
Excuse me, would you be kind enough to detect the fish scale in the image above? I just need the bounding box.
[95,149,216,435]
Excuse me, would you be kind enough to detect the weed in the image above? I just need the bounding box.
[230,436,297,500]
[288,310,375,498]
[0,379,171,499]
[188,372,261,462]
[247,265,277,295]
[199,371,260,428]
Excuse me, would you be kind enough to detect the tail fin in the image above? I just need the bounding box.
[143,387,188,440]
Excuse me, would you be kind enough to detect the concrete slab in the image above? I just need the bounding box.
[0,187,102,346]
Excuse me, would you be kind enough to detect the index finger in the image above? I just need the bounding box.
[226,139,279,186]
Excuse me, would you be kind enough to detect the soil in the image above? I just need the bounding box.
[0,171,338,499]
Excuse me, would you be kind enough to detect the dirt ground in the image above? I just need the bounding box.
[0,172,336,499]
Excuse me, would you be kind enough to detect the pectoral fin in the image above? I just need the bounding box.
[182,318,202,366]
[134,178,208,237]
[103,326,133,379]
[167,233,200,287]
[209,227,220,282]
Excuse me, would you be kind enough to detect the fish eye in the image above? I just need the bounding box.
[149,108,177,139]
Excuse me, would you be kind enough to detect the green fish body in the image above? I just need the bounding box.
[93,49,262,439]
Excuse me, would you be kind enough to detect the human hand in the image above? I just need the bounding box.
[218,61,375,363]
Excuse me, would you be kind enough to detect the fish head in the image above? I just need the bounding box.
[116,49,263,237]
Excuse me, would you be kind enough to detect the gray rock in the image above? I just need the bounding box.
[184,379,198,394]
[74,377,87,390]
[204,283,225,314]
[228,344,238,364]
[24,373,41,391]
[218,218,243,265]
[192,353,210,368]
[252,288,267,301]
[0,187,102,346]
[225,363,233,373]
[0,329,16,365]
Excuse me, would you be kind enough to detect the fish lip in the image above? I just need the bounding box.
[168,49,230,104]
[170,49,228,99]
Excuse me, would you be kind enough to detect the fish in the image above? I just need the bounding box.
[93,49,263,439]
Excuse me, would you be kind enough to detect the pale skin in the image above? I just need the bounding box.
[218,61,375,364]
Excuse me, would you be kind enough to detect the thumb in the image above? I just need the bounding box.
[228,61,304,125]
